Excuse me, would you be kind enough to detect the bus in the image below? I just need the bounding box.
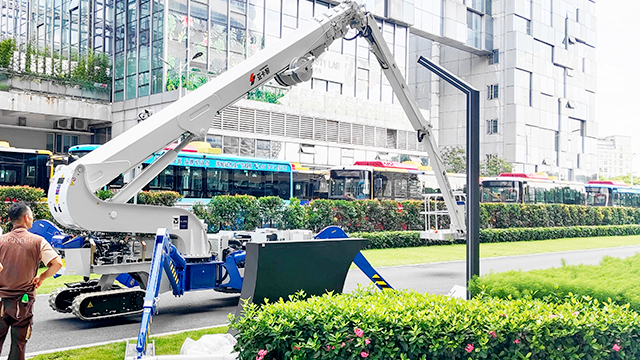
[143,151,292,206]
[68,143,293,206]
[585,180,640,207]
[0,141,53,192]
[480,173,586,205]
[329,161,428,200]
[291,163,329,204]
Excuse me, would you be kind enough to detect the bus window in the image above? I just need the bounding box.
[264,171,290,198]
[149,166,175,191]
[206,168,230,197]
[0,169,18,185]
[393,178,408,200]
[535,187,545,203]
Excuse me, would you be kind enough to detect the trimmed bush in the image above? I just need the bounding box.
[193,195,261,233]
[470,253,640,313]
[136,190,181,206]
[352,225,640,250]
[0,186,51,232]
[231,289,640,360]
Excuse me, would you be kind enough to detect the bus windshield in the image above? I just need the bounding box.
[329,170,370,200]
[481,180,519,202]
[586,187,609,206]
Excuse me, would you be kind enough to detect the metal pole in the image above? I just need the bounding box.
[179,62,184,99]
[467,88,480,299]
[416,56,480,299]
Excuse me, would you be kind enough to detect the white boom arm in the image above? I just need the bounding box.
[48,0,464,255]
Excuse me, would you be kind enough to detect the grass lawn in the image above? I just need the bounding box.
[30,326,229,360]
[30,234,640,359]
[358,234,640,267]
[36,269,100,295]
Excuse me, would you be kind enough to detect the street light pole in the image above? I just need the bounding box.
[159,51,204,98]
[179,51,204,99]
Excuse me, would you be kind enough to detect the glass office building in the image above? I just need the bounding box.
[0,0,112,59]
[112,0,410,103]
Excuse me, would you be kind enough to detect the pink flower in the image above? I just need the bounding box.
[354,328,364,338]
[465,344,474,353]
[612,344,621,352]
[360,351,369,358]
[514,339,520,344]
[292,345,300,351]
[488,331,497,338]
[572,311,580,316]
[341,342,346,348]
[256,349,267,360]
[365,338,371,345]
[499,313,507,317]
[548,314,557,318]
[325,345,331,351]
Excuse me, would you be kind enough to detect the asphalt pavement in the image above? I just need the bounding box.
[11,244,640,358]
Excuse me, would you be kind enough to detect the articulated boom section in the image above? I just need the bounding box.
[47,0,366,254]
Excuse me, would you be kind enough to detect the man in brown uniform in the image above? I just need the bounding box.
[0,202,62,360]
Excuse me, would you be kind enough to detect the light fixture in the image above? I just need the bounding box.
[191,52,204,60]
[138,109,153,122]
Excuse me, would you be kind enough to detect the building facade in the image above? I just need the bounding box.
[596,135,632,179]
[0,0,599,180]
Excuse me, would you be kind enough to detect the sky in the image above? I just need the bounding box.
[595,1,640,154]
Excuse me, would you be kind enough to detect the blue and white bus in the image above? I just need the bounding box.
[143,151,292,206]
[68,144,293,206]
[585,180,640,207]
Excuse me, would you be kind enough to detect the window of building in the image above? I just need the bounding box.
[300,144,316,154]
[489,49,499,64]
[467,0,485,14]
[256,139,270,158]
[466,10,482,48]
[486,119,498,135]
[356,67,369,99]
[47,133,79,153]
[485,16,493,50]
[487,84,499,100]
[206,135,223,149]
[386,129,397,149]
[240,138,255,157]
[223,136,239,155]
[92,127,112,144]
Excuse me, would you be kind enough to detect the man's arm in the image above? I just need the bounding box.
[31,257,63,289]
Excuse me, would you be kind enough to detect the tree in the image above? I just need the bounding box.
[481,156,513,177]
[440,146,466,173]
[600,174,632,185]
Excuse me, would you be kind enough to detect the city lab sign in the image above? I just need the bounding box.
[313,52,346,84]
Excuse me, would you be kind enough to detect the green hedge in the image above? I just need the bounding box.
[351,225,640,250]
[231,289,640,360]
[0,186,51,233]
[469,253,640,313]
[190,196,640,233]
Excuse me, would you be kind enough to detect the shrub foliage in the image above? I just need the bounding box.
[353,225,640,250]
[470,253,640,313]
[0,186,51,232]
[231,289,640,360]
